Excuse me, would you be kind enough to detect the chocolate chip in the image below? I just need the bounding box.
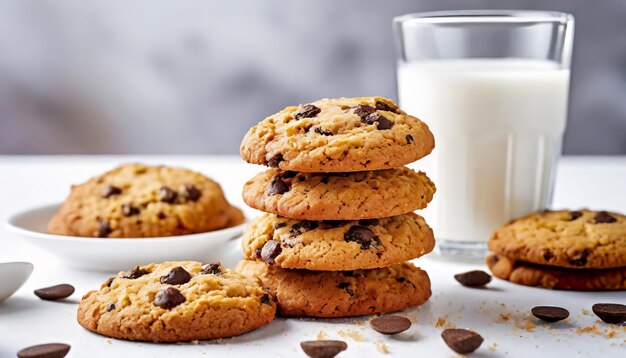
[102,185,122,198]
[319,220,346,229]
[396,277,407,283]
[294,104,321,120]
[358,218,379,226]
[320,176,329,184]
[405,134,414,144]
[266,177,289,195]
[569,249,591,266]
[290,220,319,235]
[344,225,380,250]
[267,153,284,168]
[123,266,151,279]
[314,127,333,136]
[543,249,553,262]
[361,112,394,130]
[569,211,583,220]
[154,287,186,309]
[107,303,116,312]
[273,222,287,230]
[17,343,71,358]
[593,211,617,224]
[300,340,347,358]
[255,248,262,257]
[370,315,412,335]
[592,303,626,324]
[441,328,484,354]
[34,284,74,301]
[121,204,140,217]
[182,184,201,202]
[159,186,178,203]
[454,270,492,288]
[337,282,350,289]
[157,212,167,220]
[261,240,282,265]
[375,100,399,113]
[261,293,271,305]
[353,104,376,118]
[160,266,192,285]
[201,262,222,275]
[97,220,112,237]
[531,306,569,322]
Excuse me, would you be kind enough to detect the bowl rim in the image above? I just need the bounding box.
[4,202,247,243]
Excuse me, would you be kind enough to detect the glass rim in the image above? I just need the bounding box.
[393,10,573,25]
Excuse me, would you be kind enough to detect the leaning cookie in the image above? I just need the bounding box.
[243,167,435,221]
[488,209,626,269]
[77,261,276,342]
[487,254,626,291]
[241,213,434,271]
[48,164,242,238]
[235,260,431,317]
[240,97,434,172]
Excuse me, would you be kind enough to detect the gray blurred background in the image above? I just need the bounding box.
[0,0,625,155]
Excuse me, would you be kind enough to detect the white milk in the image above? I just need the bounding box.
[398,59,569,243]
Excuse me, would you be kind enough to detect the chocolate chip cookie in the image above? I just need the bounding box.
[487,254,626,291]
[77,261,276,342]
[235,260,431,317]
[488,209,626,269]
[241,213,434,271]
[48,164,245,238]
[240,97,435,172]
[242,167,435,220]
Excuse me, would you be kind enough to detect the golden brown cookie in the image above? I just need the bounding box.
[242,167,435,220]
[235,260,431,317]
[240,97,434,172]
[48,164,244,238]
[241,213,434,271]
[487,254,626,291]
[488,209,626,269]
[77,261,276,342]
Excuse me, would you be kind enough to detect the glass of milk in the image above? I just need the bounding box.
[393,11,574,259]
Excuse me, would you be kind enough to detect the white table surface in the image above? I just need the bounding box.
[1,155,625,358]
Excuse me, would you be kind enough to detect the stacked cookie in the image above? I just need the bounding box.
[236,97,437,317]
[487,209,626,290]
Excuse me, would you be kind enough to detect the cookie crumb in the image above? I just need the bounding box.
[191,340,199,345]
[576,325,600,335]
[316,331,328,340]
[435,316,447,328]
[376,340,389,353]
[499,312,512,322]
[582,309,592,316]
[338,329,364,342]
[105,339,112,344]
[489,342,497,351]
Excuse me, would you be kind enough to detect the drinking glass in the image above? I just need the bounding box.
[393,11,574,259]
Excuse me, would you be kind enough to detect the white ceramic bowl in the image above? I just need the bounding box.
[5,204,245,272]
[0,262,34,303]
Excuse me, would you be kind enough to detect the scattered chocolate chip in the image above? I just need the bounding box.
[274,222,287,230]
[543,249,554,262]
[569,211,583,220]
[592,303,626,324]
[531,306,569,322]
[358,218,379,226]
[201,262,222,275]
[569,249,590,266]
[101,185,122,198]
[121,204,140,217]
[370,315,411,335]
[405,134,414,144]
[160,266,192,285]
[267,177,289,195]
[261,240,282,265]
[182,184,202,202]
[154,287,186,309]
[441,328,484,354]
[267,154,284,168]
[123,266,150,279]
[396,277,407,283]
[261,293,271,305]
[300,340,347,358]
[96,220,112,237]
[593,211,617,224]
[454,270,492,288]
[353,104,376,118]
[314,127,333,136]
[34,284,74,301]
[344,225,380,250]
[375,101,399,113]
[294,104,321,120]
[319,220,346,229]
[290,220,319,235]
[17,343,71,358]
[107,303,116,312]
[159,186,178,203]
